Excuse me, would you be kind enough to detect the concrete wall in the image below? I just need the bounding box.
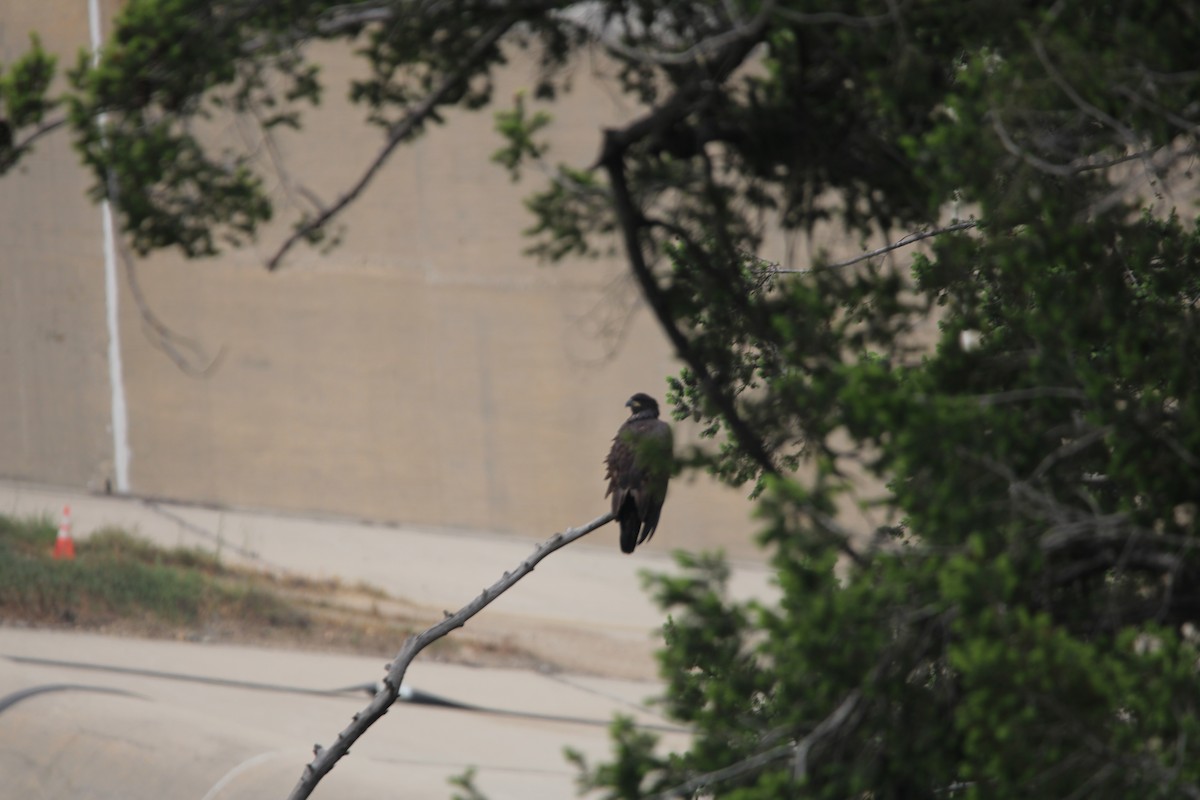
[0,4,115,490]
[0,3,766,556]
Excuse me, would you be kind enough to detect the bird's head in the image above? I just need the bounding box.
[626,393,660,418]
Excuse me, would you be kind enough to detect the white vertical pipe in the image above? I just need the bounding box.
[89,0,131,492]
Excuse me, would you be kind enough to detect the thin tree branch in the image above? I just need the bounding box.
[771,220,979,274]
[103,150,225,376]
[1112,84,1200,137]
[648,743,793,799]
[315,4,394,35]
[555,1,775,67]
[971,386,1089,407]
[287,511,614,800]
[772,7,894,28]
[1029,36,1143,157]
[1030,426,1110,481]
[645,689,862,799]
[0,116,68,174]
[988,111,1155,179]
[792,689,862,780]
[265,15,516,270]
[240,98,327,217]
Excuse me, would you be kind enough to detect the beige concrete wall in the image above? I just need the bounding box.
[0,4,115,491]
[0,3,765,556]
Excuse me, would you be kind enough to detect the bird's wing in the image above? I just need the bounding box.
[605,420,642,510]
[634,420,672,541]
[612,419,671,516]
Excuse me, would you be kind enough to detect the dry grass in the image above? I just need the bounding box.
[0,514,538,667]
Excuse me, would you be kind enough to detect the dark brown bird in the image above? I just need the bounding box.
[605,393,673,554]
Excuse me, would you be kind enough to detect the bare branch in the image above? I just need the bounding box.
[265,15,517,270]
[971,386,1089,407]
[806,506,867,568]
[556,0,776,67]
[0,115,68,174]
[315,4,395,35]
[287,511,614,800]
[771,220,979,274]
[1050,693,1200,800]
[588,4,771,169]
[1031,426,1110,481]
[1029,36,1143,156]
[648,743,792,799]
[120,244,226,377]
[239,98,327,217]
[644,690,862,799]
[1112,84,1200,137]
[988,111,1152,178]
[104,167,225,377]
[240,4,394,52]
[772,7,894,28]
[792,689,862,780]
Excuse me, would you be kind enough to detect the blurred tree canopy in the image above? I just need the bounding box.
[9,0,1200,796]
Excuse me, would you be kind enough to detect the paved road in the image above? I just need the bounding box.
[0,628,688,798]
[0,480,774,798]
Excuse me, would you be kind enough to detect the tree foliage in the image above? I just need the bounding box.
[0,34,60,174]
[8,0,1200,796]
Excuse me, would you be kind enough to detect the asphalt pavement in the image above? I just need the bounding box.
[0,627,692,798]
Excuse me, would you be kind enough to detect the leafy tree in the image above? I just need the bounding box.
[9,0,1200,796]
[0,34,60,174]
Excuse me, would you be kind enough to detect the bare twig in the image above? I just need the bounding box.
[971,386,1089,407]
[988,111,1153,178]
[555,1,776,67]
[771,220,979,274]
[265,15,517,270]
[0,116,68,173]
[1029,37,1143,157]
[240,98,326,217]
[287,511,614,800]
[644,689,862,799]
[241,3,396,52]
[647,743,793,799]
[1030,426,1110,481]
[792,689,862,780]
[772,7,894,27]
[807,507,867,568]
[105,165,225,377]
[315,4,394,35]
[1112,84,1200,137]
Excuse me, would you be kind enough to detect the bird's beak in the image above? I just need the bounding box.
[625,399,634,408]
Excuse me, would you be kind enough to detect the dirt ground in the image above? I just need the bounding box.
[5,571,663,683]
[259,577,665,681]
[1,481,754,684]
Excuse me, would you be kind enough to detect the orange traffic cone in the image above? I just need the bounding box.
[53,504,75,560]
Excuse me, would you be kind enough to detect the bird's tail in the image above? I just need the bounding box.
[619,513,639,554]
[638,505,662,547]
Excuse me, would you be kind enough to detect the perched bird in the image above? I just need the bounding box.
[605,393,673,554]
